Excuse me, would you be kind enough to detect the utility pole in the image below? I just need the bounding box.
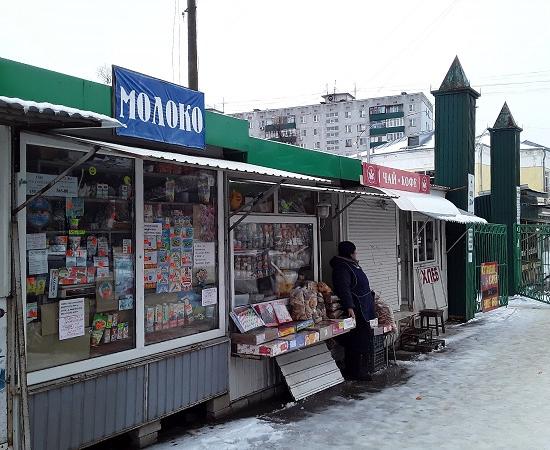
[187,0,198,90]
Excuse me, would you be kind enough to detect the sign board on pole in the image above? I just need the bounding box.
[113,66,205,149]
[481,262,499,312]
[362,163,430,193]
[468,173,475,213]
[416,264,447,309]
[516,186,521,223]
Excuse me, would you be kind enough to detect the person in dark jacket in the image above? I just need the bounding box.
[330,241,376,380]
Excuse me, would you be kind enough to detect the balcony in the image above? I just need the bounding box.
[370,125,405,136]
[369,111,405,121]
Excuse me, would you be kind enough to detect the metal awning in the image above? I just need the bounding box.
[55,136,330,184]
[0,96,122,128]
[375,187,487,224]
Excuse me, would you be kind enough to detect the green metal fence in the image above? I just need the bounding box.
[467,224,509,314]
[515,224,550,304]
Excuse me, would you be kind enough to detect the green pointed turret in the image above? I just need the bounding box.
[490,102,522,293]
[432,57,480,320]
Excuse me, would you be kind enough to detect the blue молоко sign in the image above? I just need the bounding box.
[113,66,205,149]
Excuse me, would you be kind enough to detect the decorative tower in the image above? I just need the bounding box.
[489,102,522,293]
[431,57,480,320]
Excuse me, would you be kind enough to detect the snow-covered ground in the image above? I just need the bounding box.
[151,298,550,450]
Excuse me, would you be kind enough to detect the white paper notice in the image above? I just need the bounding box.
[28,249,48,275]
[193,242,215,267]
[26,233,47,250]
[201,287,218,306]
[26,172,78,197]
[59,298,85,340]
[144,222,163,235]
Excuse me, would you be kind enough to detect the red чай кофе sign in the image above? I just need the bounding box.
[362,163,430,194]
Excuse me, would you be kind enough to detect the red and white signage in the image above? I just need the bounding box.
[362,163,430,194]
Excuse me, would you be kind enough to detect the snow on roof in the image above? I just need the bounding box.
[0,95,122,128]
[364,131,435,157]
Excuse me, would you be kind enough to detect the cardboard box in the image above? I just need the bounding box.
[297,330,319,346]
[236,339,289,357]
[330,319,346,336]
[295,332,306,348]
[308,321,334,340]
[277,323,296,337]
[344,317,357,330]
[27,323,91,372]
[279,335,299,350]
[40,299,91,336]
[294,319,314,332]
[231,327,279,345]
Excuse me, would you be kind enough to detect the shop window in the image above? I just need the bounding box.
[232,221,315,306]
[413,220,435,263]
[228,181,275,214]
[24,146,136,372]
[278,187,315,215]
[142,162,219,345]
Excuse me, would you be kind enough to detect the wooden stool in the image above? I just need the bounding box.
[419,309,445,336]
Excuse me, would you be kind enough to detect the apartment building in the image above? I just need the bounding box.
[231,92,434,156]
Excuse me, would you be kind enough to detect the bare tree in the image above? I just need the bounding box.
[97,64,112,85]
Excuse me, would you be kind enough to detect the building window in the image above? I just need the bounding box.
[248,122,252,129]
[360,109,367,118]
[545,171,550,193]
[313,115,319,123]
[369,106,386,115]
[345,139,353,147]
[300,143,305,148]
[370,136,383,143]
[371,120,386,129]
[413,220,435,263]
[388,104,403,113]
[300,116,307,124]
[315,142,321,149]
[409,104,415,112]
[260,120,265,128]
[345,125,352,133]
[409,118,416,127]
[357,124,367,132]
[302,129,307,137]
[313,129,318,136]
[359,138,367,145]
[345,111,352,119]
[387,117,404,127]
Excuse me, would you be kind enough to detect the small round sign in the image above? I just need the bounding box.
[89,166,97,176]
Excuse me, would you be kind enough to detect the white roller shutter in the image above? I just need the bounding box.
[345,197,400,311]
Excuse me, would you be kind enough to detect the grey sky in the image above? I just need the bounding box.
[1,0,549,144]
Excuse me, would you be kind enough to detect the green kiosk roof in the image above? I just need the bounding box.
[0,57,361,182]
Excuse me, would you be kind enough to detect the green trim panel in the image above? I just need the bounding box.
[245,137,361,181]
[370,126,405,136]
[370,141,387,149]
[0,57,111,115]
[369,111,404,121]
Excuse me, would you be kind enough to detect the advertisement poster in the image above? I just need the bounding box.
[59,298,85,340]
[481,262,499,312]
[416,264,447,309]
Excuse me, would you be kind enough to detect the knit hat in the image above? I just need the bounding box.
[338,241,356,258]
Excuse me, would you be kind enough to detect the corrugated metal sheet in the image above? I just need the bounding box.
[29,342,229,450]
[147,342,229,421]
[276,344,343,400]
[229,357,281,401]
[29,365,146,450]
[55,135,329,183]
[0,95,121,128]
[346,197,400,310]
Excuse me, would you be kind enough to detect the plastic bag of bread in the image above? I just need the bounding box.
[317,282,332,296]
[373,291,397,333]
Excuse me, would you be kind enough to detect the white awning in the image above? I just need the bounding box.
[55,136,330,184]
[376,187,487,224]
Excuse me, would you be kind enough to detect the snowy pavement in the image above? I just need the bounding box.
[151,298,550,450]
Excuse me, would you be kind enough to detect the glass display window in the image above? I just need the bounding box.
[228,181,275,214]
[413,219,435,263]
[278,187,315,215]
[231,217,318,307]
[23,145,136,372]
[143,161,219,345]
